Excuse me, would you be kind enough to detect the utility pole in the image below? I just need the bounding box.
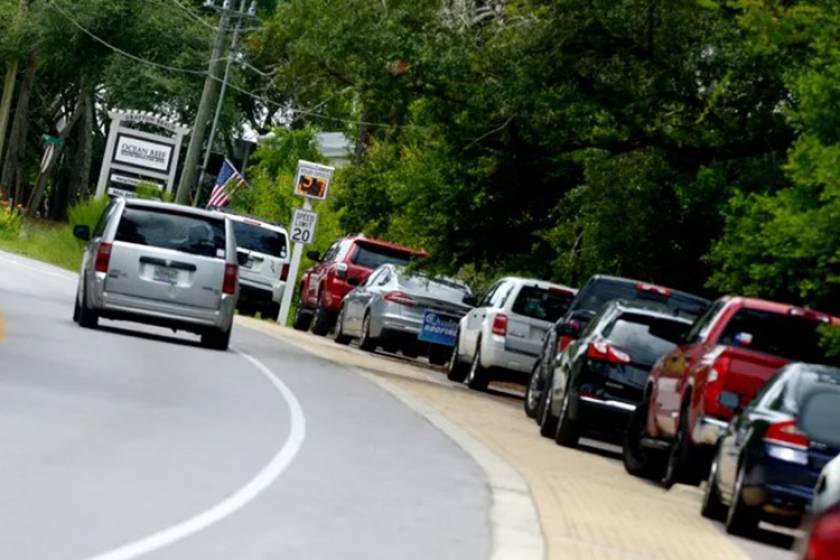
[0,0,28,172]
[193,0,253,206]
[175,0,256,205]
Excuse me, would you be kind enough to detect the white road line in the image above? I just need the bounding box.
[0,250,78,282]
[82,350,306,560]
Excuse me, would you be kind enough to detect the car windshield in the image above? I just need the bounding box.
[719,309,837,364]
[574,280,708,319]
[233,221,287,258]
[602,313,686,366]
[512,286,574,322]
[115,207,226,259]
[352,243,413,269]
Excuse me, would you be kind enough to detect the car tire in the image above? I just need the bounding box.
[292,305,312,331]
[428,345,450,366]
[539,379,559,438]
[447,334,470,382]
[662,406,703,488]
[333,306,352,345]
[622,400,667,480]
[358,313,377,352]
[466,345,489,391]
[725,464,760,536]
[202,325,231,351]
[73,291,81,323]
[701,451,727,521]
[554,385,580,447]
[310,298,334,336]
[524,360,542,419]
[77,280,99,329]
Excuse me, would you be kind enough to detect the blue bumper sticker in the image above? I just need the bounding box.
[418,310,458,347]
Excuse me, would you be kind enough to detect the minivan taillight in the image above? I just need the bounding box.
[280,263,290,282]
[586,341,631,364]
[95,243,112,273]
[806,505,840,560]
[223,264,238,295]
[384,291,416,307]
[492,314,508,336]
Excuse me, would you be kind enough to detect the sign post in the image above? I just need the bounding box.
[277,160,335,326]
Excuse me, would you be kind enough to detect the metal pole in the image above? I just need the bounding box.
[277,198,313,326]
[174,7,230,205]
[193,0,246,207]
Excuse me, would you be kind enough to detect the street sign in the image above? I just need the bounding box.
[41,134,64,147]
[293,160,334,200]
[290,208,318,245]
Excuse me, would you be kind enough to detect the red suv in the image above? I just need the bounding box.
[293,235,428,335]
[623,296,839,487]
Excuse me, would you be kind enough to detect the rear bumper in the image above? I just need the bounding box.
[692,416,730,446]
[238,279,285,306]
[98,291,235,332]
[575,395,636,435]
[481,336,536,376]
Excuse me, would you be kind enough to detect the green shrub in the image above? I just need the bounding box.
[0,203,23,240]
[68,196,109,231]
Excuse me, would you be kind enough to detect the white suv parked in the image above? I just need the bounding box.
[224,213,290,320]
[448,277,577,390]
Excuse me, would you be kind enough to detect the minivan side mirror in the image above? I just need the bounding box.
[73,225,91,241]
[306,250,321,262]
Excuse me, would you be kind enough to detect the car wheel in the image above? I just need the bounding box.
[310,298,334,336]
[725,464,760,536]
[292,305,312,331]
[201,325,232,351]
[554,384,580,447]
[77,280,99,329]
[447,334,470,382]
[333,306,352,345]
[524,360,542,419]
[466,345,489,391]
[427,345,449,366]
[73,289,81,323]
[662,407,703,488]
[358,313,377,352]
[622,400,666,480]
[539,378,559,438]
[701,450,727,521]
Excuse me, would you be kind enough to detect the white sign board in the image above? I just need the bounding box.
[114,134,174,173]
[290,208,318,245]
[293,160,334,200]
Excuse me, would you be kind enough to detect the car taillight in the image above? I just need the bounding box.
[806,505,840,560]
[765,419,809,449]
[703,351,731,415]
[636,282,672,297]
[95,242,112,273]
[587,341,631,364]
[384,291,416,307]
[223,263,238,295]
[280,263,290,281]
[492,314,508,336]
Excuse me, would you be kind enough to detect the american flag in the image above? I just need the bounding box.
[207,158,246,209]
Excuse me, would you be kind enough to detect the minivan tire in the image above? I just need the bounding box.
[202,326,231,351]
[77,282,99,329]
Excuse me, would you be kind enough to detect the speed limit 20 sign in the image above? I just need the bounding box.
[290,208,318,244]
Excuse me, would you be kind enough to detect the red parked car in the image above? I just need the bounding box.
[804,502,840,560]
[623,296,839,487]
[293,235,428,335]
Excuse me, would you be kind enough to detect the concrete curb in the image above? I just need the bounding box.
[352,367,546,560]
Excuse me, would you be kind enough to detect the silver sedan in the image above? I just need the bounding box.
[334,264,474,364]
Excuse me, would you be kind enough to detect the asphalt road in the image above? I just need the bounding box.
[0,251,491,560]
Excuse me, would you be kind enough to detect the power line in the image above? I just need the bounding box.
[46,0,409,129]
[170,0,219,31]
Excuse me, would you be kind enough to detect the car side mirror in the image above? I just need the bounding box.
[236,251,249,266]
[335,262,348,279]
[306,250,321,262]
[718,391,742,413]
[463,294,478,307]
[347,277,360,287]
[557,320,581,339]
[73,225,91,241]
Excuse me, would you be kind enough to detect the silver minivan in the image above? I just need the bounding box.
[72,198,239,350]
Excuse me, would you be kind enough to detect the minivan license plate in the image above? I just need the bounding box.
[153,266,178,284]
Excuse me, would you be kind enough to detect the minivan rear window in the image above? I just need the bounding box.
[352,243,413,269]
[116,207,226,259]
[719,309,836,364]
[233,222,287,258]
[512,286,575,322]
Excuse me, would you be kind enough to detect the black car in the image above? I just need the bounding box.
[537,300,692,444]
[524,275,710,420]
[702,363,840,536]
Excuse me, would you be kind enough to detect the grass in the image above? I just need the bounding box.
[0,220,84,271]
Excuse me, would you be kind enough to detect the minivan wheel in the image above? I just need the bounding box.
[202,326,231,351]
[447,334,470,382]
[77,281,99,329]
[466,347,489,391]
[310,300,334,336]
[622,400,666,480]
[524,361,542,419]
[725,464,760,536]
